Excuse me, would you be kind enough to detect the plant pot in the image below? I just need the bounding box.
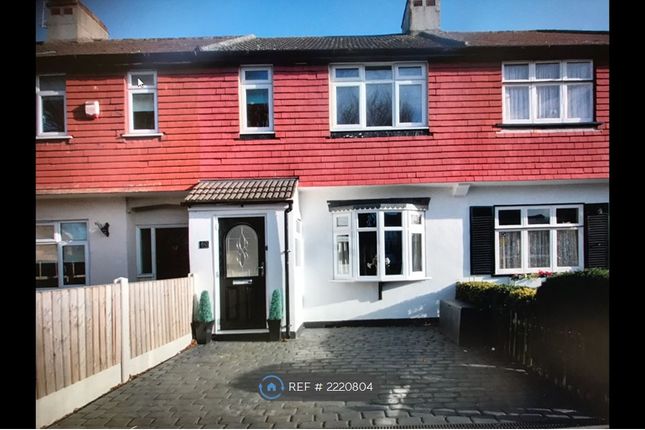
[267,319,281,341]
[191,320,214,345]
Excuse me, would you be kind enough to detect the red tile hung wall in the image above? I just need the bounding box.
[36,63,609,193]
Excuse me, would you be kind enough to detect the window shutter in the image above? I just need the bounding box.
[470,206,494,275]
[584,203,609,269]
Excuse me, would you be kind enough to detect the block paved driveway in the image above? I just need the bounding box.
[50,326,605,428]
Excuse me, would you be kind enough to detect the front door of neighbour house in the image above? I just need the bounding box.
[218,217,267,330]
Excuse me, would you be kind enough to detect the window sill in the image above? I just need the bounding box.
[36,135,73,141]
[495,122,602,130]
[330,128,431,139]
[330,276,431,283]
[121,132,164,139]
[237,132,277,140]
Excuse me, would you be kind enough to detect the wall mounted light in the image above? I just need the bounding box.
[95,222,110,237]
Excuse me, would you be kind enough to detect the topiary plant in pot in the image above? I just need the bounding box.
[267,289,283,341]
[191,290,214,344]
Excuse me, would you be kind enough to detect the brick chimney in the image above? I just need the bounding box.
[402,0,440,34]
[45,0,109,42]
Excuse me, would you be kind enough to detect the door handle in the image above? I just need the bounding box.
[259,262,265,277]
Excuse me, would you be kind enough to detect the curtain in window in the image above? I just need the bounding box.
[557,230,579,267]
[528,230,550,268]
[499,231,521,269]
[567,63,592,79]
[504,64,529,80]
[506,87,529,120]
[567,84,592,119]
[537,86,560,118]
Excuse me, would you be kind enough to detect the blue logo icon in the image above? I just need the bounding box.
[258,374,285,400]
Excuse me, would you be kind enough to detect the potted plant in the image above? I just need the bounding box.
[191,290,214,345]
[267,289,283,341]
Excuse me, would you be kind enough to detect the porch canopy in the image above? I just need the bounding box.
[184,178,298,205]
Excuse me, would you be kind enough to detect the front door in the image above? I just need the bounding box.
[219,217,266,330]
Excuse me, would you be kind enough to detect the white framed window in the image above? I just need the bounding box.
[36,74,67,136]
[494,205,584,275]
[136,226,156,278]
[36,221,89,288]
[127,71,158,133]
[240,66,273,133]
[502,60,593,124]
[330,63,427,131]
[332,209,426,281]
[136,225,188,279]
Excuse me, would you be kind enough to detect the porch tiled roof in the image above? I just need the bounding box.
[185,178,298,204]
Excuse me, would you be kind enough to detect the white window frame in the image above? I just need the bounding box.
[502,60,594,124]
[36,74,67,137]
[36,221,89,288]
[408,211,426,275]
[333,214,352,279]
[330,62,427,131]
[136,224,187,279]
[494,205,584,275]
[127,71,158,133]
[332,209,426,281]
[239,66,274,134]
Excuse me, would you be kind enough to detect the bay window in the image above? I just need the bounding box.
[36,221,89,288]
[494,205,583,275]
[330,200,428,281]
[330,63,427,131]
[502,60,593,124]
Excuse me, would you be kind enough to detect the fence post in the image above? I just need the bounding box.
[114,277,130,383]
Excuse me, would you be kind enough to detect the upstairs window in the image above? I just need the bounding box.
[36,75,66,136]
[127,71,158,133]
[240,66,273,133]
[502,60,593,124]
[330,63,427,131]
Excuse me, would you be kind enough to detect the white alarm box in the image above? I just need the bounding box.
[85,101,100,118]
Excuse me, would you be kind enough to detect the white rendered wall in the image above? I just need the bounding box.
[36,197,128,285]
[299,181,609,323]
[188,204,289,333]
[290,193,305,334]
[125,195,188,280]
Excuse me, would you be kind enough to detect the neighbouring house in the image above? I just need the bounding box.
[36,0,609,337]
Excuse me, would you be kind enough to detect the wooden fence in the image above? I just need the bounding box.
[495,310,608,414]
[35,276,195,427]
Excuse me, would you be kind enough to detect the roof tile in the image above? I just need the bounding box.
[185,178,298,204]
[36,30,608,58]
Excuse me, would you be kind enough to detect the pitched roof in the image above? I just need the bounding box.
[437,30,609,47]
[199,33,464,52]
[185,178,298,204]
[36,36,237,57]
[36,30,608,58]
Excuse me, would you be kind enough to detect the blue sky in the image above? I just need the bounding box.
[35,0,608,41]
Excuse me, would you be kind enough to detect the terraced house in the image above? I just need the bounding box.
[36,0,609,338]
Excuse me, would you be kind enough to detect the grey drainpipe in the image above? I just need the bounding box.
[284,201,293,339]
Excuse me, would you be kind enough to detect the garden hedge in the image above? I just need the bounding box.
[455,281,536,313]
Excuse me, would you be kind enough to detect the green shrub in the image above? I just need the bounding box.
[268,289,283,320]
[456,281,536,313]
[535,269,608,331]
[198,291,213,322]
